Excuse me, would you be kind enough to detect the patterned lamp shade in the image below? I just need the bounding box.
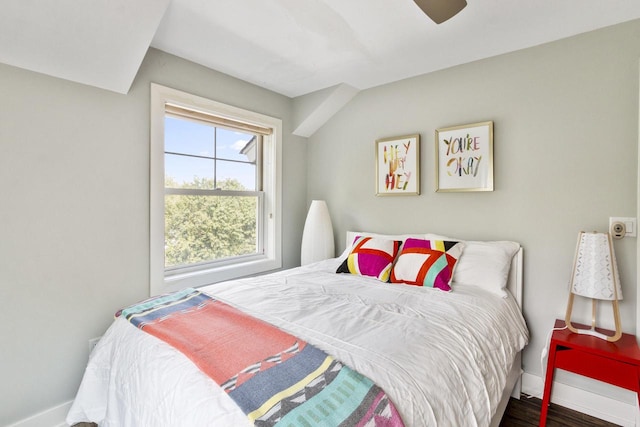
[570,232,622,301]
[565,231,623,342]
[300,200,334,266]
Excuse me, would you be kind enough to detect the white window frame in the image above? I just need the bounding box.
[150,83,282,296]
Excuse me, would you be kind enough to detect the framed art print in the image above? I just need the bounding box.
[376,134,420,196]
[435,121,493,192]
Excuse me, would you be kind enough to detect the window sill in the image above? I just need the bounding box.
[157,256,281,295]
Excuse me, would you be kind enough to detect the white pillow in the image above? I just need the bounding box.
[425,234,519,297]
[454,242,520,297]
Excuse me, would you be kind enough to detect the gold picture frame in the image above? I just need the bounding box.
[375,134,420,196]
[435,121,493,192]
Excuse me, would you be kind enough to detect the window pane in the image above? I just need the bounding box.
[164,194,258,268]
[165,116,214,157]
[165,154,215,189]
[216,160,256,191]
[216,127,256,162]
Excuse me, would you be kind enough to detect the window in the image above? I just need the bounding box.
[150,84,282,296]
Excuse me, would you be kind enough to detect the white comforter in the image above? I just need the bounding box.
[67,258,528,427]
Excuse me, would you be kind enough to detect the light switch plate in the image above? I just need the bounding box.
[609,217,637,238]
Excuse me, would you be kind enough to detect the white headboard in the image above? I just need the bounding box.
[508,248,524,309]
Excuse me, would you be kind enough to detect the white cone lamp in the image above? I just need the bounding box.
[301,200,335,266]
[565,231,623,342]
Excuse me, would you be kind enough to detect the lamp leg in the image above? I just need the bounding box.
[565,293,579,334]
[566,294,622,341]
[607,300,623,342]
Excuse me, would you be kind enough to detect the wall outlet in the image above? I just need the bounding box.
[609,217,637,238]
[88,336,102,354]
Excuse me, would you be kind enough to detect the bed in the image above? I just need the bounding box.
[67,231,529,427]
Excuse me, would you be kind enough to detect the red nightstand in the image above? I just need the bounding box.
[540,319,640,426]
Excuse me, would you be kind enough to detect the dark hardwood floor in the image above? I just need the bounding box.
[72,396,619,426]
[501,396,620,427]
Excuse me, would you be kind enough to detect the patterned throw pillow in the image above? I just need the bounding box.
[390,238,464,291]
[336,236,401,282]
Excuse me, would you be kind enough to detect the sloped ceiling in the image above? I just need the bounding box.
[0,0,171,94]
[151,0,640,98]
[2,0,640,98]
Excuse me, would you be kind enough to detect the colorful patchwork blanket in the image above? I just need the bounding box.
[116,288,404,427]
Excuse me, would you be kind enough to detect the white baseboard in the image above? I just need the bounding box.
[6,400,72,427]
[522,372,639,426]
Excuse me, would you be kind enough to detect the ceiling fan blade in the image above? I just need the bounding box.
[413,0,467,24]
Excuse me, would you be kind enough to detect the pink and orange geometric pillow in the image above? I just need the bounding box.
[336,236,401,282]
[390,238,463,291]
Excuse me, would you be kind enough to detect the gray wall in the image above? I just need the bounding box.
[0,48,307,425]
[307,20,640,397]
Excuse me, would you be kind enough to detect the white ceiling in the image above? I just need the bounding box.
[2,1,640,97]
[0,0,171,94]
